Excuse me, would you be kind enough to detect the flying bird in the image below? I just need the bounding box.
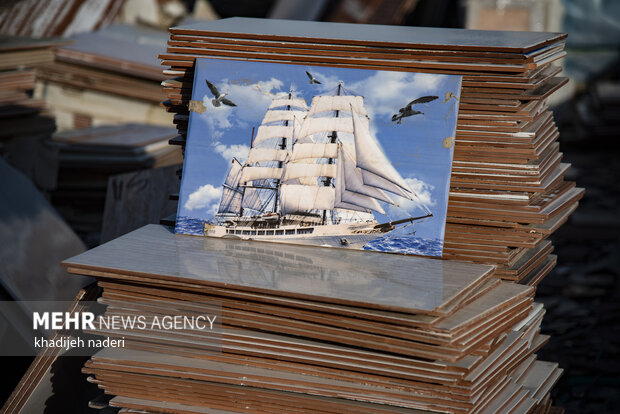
[391,109,423,124]
[391,95,438,124]
[305,71,321,84]
[206,80,236,107]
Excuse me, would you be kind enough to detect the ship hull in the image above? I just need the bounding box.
[204,222,389,249]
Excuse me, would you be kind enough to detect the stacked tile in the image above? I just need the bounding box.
[0,37,59,192]
[64,224,562,413]
[35,24,172,130]
[50,124,182,245]
[157,18,583,285]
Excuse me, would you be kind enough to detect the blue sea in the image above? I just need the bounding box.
[175,216,206,235]
[365,235,443,257]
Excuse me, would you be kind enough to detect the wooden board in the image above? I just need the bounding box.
[169,18,566,53]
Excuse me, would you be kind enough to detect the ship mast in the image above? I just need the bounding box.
[239,126,256,217]
[272,91,292,214]
[322,82,342,224]
[236,92,307,217]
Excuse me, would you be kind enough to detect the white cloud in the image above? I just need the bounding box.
[405,177,435,207]
[213,142,250,163]
[387,177,435,217]
[349,71,450,120]
[184,184,222,212]
[199,77,288,141]
[201,96,233,138]
[312,71,341,94]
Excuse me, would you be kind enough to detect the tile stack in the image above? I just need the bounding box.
[34,24,172,130]
[0,37,59,192]
[158,18,582,286]
[50,124,182,246]
[65,224,562,413]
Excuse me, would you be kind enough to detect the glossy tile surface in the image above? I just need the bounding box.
[64,225,494,313]
[172,18,566,52]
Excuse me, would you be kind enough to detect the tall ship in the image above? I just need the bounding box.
[204,84,432,248]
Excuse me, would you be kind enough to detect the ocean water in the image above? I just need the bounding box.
[365,235,443,257]
[175,216,206,235]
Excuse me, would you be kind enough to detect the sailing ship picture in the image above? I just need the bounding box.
[176,58,462,257]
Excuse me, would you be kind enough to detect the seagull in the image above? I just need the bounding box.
[392,110,423,124]
[305,71,321,84]
[391,95,438,124]
[206,80,236,107]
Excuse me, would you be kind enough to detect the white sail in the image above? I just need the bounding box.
[223,158,242,188]
[282,163,337,182]
[297,116,366,140]
[218,188,242,214]
[335,148,385,214]
[334,153,365,213]
[241,186,264,211]
[333,198,370,213]
[269,98,308,110]
[298,176,318,186]
[361,170,413,199]
[351,108,414,196]
[253,125,293,146]
[340,147,397,205]
[340,188,385,214]
[246,148,290,164]
[262,110,306,124]
[218,159,243,214]
[291,143,338,161]
[240,166,282,183]
[307,95,368,116]
[279,184,335,215]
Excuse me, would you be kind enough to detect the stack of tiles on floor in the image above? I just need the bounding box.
[158,18,582,285]
[50,124,182,245]
[64,225,562,413]
[34,24,173,129]
[0,37,59,191]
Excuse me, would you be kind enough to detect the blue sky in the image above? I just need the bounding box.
[177,58,461,240]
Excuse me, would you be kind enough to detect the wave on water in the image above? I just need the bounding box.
[175,216,206,236]
[365,234,443,257]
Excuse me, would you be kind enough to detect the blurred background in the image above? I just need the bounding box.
[0,0,618,412]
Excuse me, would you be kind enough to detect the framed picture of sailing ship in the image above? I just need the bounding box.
[175,57,462,257]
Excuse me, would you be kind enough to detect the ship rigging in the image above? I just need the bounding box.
[204,83,432,248]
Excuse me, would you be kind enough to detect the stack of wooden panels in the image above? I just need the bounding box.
[157,18,583,285]
[34,24,172,130]
[64,224,562,413]
[0,68,51,133]
[50,124,182,245]
[0,37,60,191]
[0,37,56,70]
